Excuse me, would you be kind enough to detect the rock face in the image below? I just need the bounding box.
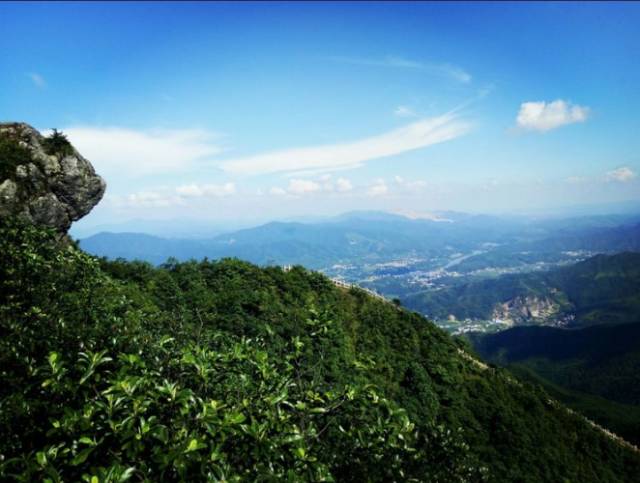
[491,295,562,326]
[0,122,105,234]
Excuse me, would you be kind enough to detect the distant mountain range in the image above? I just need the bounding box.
[79,210,640,268]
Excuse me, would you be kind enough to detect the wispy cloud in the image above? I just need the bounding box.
[367,179,389,197]
[394,175,427,191]
[269,187,287,196]
[287,178,321,195]
[606,166,636,182]
[270,175,354,197]
[61,126,224,179]
[394,105,417,118]
[335,177,353,192]
[516,99,589,132]
[328,55,472,83]
[175,182,236,198]
[221,113,470,176]
[118,191,184,208]
[111,182,236,208]
[28,72,46,88]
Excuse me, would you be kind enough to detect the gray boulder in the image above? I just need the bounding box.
[0,122,105,234]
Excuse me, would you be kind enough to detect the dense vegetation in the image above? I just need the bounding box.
[2,219,640,481]
[405,253,640,327]
[470,322,640,445]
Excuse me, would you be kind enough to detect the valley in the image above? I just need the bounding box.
[80,211,640,335]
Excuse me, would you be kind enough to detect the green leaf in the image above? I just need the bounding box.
[152,426,169,444]
[119,467,136,482]
[227,412,246,424]
[185,438,202,453]
[70,447,94,466]
[79,436,95,446]
[36,451,47,466]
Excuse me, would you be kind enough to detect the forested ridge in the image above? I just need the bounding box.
[471,322,640,446]
[2,219,640,482]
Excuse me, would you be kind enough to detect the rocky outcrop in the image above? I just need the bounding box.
[0,122,105,234]
[491,295,562,326]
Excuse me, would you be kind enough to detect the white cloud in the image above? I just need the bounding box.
[123,191,183,208]
[516,100,589,132]
[367,179,389,197]
[287,179,321,195]
[62,127,224,178]
[28,72,46,88]
[566,176,586,184]
[606,166,636,182]
[221,113,469,176]
[328,56,471,83]
[111,182,236,208]
[283,163,364,178]
[176,182,236,198]
[394,106,417,118]
[336,177,353,192]
[395,175,427,190]
[269,187,287,196]
[270,175,353,197]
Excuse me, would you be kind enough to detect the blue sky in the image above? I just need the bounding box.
[1,1,639,231]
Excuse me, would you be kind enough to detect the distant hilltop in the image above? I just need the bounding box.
[0,122,105,235]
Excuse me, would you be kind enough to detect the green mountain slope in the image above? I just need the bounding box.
[405,252,640,328]
[2,220,640,481]
[469,322,640,446]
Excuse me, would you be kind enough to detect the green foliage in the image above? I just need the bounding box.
[1,219,639,481]
[5,333,431,481]
[0,131,32,179]
[42,129,74,159]
[0,220,479,482]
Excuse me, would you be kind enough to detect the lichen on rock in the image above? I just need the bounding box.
[0,122,105,234]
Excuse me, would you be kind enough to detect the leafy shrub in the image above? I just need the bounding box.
[42,129,74,159]
[0,220,480,482]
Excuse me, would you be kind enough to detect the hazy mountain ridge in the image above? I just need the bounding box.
[80,211,640,269]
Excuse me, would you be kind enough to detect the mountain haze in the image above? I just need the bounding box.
[80,212,640,269]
